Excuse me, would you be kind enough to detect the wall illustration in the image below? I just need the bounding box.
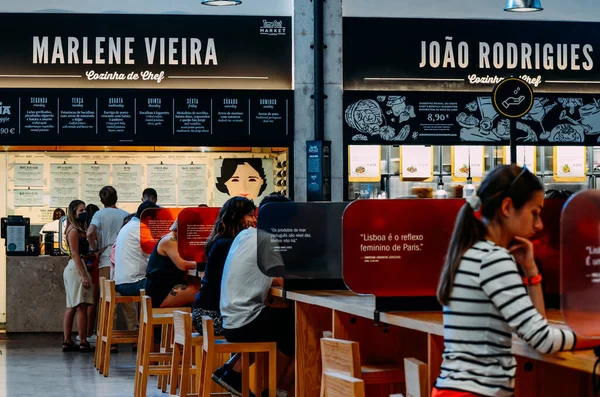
[345,96,416,142]
[213,158,274,206]
[457,97,509,142]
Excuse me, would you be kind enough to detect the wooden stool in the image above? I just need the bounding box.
[94,276,107,370]
[169,310,204,397]
[320,338,404,396]
[198,316,277,397]
[323,372,365,397]
[391,358,428,397]
[98,279,141,376]
[134,296,191,397]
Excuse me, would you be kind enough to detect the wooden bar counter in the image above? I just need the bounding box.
[270,288,600,397]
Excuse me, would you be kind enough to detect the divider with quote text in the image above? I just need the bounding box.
[561,191,600,337]
[177,207,220,265]
[140,207,182,254]
[342,198,567,312]
[257,202,349,291]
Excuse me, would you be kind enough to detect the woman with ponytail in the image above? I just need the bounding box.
[433,165,598,397]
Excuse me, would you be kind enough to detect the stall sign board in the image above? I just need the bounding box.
[257,202,348,286]
[177,207,220,264]
[139,207,183,254]
[561,191,600,337]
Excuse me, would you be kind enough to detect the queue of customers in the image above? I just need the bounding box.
[61,185,294,397]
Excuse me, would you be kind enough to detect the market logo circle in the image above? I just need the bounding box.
[492,77,534,119]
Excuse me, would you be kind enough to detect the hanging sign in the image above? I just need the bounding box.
[554,146,586,182]
[451,146,485,181]
[400,146,433,180]
[504,146,536,170]
[348,145,381,182]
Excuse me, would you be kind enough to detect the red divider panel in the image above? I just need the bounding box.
[561,190,600,337]
[343,199,464,297]
[139,208,182,254]
[177,207,220,263]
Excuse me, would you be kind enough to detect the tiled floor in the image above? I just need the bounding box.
[0,334,168,397]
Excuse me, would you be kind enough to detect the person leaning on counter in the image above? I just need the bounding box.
[433,165,599,397]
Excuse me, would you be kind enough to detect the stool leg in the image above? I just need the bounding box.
[201,347,215,397]
[95,297,105,371]
[138,323,153,397]
[179,340,191,397]
[157,323,168,389]
[268,346,277,397]
[133,321,145,397]
[103,300,115,377]
[195,344,204,395]
[169,341,182,396]
[241,352,250,397]
[163,323,174,392]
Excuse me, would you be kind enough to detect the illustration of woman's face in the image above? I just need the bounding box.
[224,163,264,199]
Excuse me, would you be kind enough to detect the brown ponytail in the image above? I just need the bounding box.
[436,164,544,306]
[437,203,486,305]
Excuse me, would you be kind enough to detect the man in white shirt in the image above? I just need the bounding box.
[87,186,129,281]
[216,194,293,397]
[114,201,157,295]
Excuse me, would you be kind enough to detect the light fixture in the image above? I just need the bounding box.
[504,0,542,12]
[201,0,242,5]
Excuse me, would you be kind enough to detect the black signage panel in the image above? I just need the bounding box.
[136,96,172,139]
[344,17,600,89]
[20,96,57,141]
[0,89,293,146]
[58,96,96,138]
[492,78,534,119]
[257,202,348,285]
[0,13,292,89]
[97,95,136,142]
[174,97,212,136]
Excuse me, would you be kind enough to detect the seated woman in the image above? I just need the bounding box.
[145,219,199,308]
[192,197,256,335]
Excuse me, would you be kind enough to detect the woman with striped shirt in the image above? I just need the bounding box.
[433,165,598,397]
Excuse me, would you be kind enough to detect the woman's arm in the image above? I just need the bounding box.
[67,228,90,288]
[160,237,196,271]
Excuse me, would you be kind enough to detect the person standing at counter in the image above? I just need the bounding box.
[86,186,128,282]
[62,200,94,353]
[145,219,199,308]
[434,165,599,397]
[39,208,65,246]
[192,196,257,336]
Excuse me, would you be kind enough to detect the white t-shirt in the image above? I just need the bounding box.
[114,217,149,285]
[90,207,129,269]
[39,219,60,235]
[220,227,283,330]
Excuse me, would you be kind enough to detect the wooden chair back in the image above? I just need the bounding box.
[403,358,428,397]
[320,338,362,378]
[201,316,215,351]
[323,372,365,397]
[173,310,191,347]
[103,279,115,303]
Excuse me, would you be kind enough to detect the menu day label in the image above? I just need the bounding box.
[554,146,586,182]
[451,146,485,181]
[561,190,600,336]
[400,145,433,180]
[343,199,464,297]
[504,146,536,170]
[348,145,381,182]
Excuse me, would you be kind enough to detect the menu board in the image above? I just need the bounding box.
[58,96,96,138]
[504,146,536,170]
[113,164,143,202]
[13,189,44,207]
[13,163,43,186]
[1,89,293,147]
[146,164,177,205]
[400,146,433,180]
[177,207,221,263]
[348,145,381,182]
[177,164,207,206]
[554,146,586,182]
[50,164,80,207]
[554,147,586,182]
[451,146,485,181]
[82,164,111,205]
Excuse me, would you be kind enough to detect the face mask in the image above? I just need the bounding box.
[77,212,89,223]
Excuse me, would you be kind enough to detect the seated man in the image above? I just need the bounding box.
[215,193,294,397]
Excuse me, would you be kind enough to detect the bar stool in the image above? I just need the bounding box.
[97,279,141,376]
[322,372,365,397]
[198,316,277,397]
[94,276,107,370]
[169,310,205,397]
[390,358,428,397]
[320,338,404,396]
[134,296,191,397]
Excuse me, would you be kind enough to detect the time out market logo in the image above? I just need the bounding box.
[260,20,286,36]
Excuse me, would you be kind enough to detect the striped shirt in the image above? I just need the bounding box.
[435,240,576,397]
